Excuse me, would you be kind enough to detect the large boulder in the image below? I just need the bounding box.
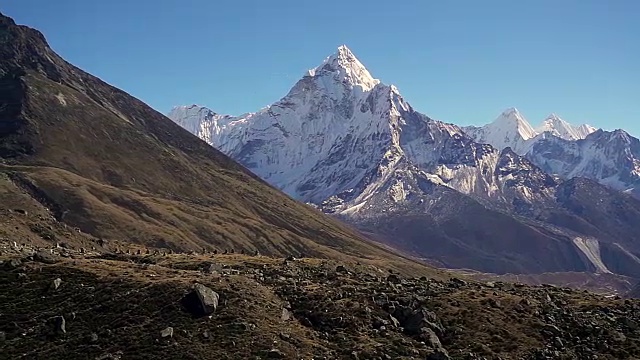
[391,305,444,336]
[181,283,220,317]
[34,251,59,264]
[160,327,174,338]
[52,278,62,290]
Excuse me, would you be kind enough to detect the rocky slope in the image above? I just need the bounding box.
[169,47,640,280]
[2,241,640,360]
[0,12,433,272]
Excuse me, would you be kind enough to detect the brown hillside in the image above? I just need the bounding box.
[0,12,428,271]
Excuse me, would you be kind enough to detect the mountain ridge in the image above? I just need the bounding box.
[463,108,597,154]
[169,45,640,281]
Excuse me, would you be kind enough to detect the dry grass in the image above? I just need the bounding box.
[2,252,639,359]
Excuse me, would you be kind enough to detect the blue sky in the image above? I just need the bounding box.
[3,0,639,134]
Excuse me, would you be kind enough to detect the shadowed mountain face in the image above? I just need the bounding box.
[0,12,432,271]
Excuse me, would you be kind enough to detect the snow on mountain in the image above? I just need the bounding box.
[168,45,640,279]
[463,108,538,154]
[464,109,597,154]
[167,46,548,213]
[167,105,237,145]
[527,129,640,197]
[462,109,640,199]
[308,44,380,91]
[536,113,597,141]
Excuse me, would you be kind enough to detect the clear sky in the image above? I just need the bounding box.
[3,0,639,135]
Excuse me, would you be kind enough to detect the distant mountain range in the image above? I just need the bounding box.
[465,108,640,198]
[169,45,640,286]
[463,108,596,154]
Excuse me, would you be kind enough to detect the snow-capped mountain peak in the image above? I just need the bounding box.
[492,107,538,140]
[465,109,599,154]
[169,45,507,208]
[536,113,596,141]
[578,123,598,135]
[462,107,537,153]
[611,129,632,143]
[167,104,236,145]
[307,45,380,91]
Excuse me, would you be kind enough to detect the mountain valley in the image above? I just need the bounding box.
[2,11,640,360]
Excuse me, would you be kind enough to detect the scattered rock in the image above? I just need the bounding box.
[487,298,501,308]
[389,314,400,328]
[422,328,443,349]
[391,306,443,336]
[90,333,99,342]
[160,327,173,338]
[52,277,62,290]
[7,258,22,269]
[387,274,401,284]
[281,308,293,321]
[519,298,532,306]
[0,331,5,342]
[95,352,122,360]
[449,278,467,287]
[53,316,66,334]
[611,330,627,343]
[335,265,348,273]
[544,324,562,336]
[203,262,221,274]
[229,322,254,332]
